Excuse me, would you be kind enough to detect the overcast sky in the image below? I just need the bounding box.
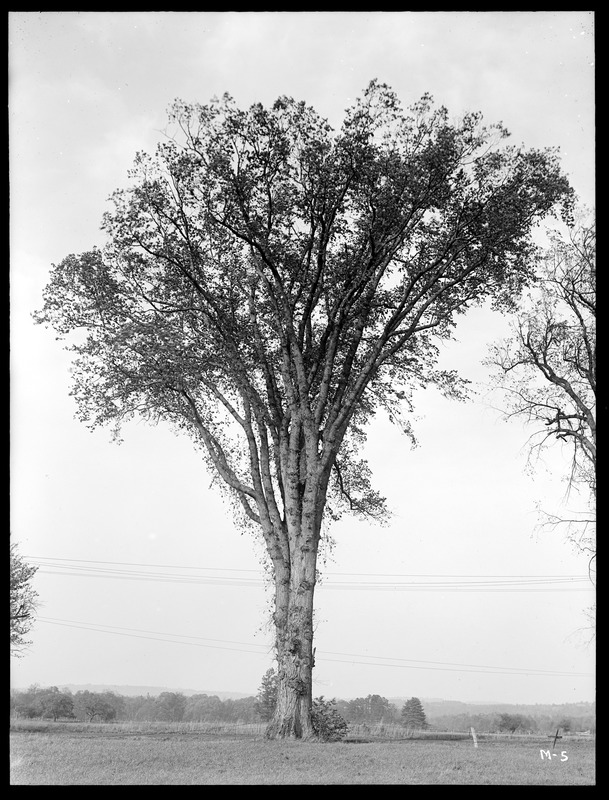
[10,11,595,705]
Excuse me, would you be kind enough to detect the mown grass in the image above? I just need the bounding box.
[10,721,595,785]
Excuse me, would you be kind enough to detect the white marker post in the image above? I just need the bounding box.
[470,727,478,748]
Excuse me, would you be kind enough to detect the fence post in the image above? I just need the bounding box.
[470,727,478,748]
[550,728,563,749]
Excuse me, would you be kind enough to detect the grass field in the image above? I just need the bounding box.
[10,720,595,785]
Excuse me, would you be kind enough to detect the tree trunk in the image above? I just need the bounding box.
[265,519,319,740]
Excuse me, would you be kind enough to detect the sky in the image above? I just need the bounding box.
[10,11,595,706]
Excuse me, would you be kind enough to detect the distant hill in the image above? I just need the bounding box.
[52,684,254,700]
[387,698,595,719]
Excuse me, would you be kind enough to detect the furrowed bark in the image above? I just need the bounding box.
[265,509,319,741]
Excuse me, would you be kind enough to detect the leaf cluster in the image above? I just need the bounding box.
[10,544,39,656]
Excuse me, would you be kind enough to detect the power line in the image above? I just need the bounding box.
[39,617,272,657]
[26,555,589,579]
[29,556,261,573]
[317,656,593,678]
[33,568,589,591]
[319,649,592,677]
[27,556,591,592]
[36,617,594,679]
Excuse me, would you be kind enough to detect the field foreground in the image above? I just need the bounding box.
[10,723,595,785]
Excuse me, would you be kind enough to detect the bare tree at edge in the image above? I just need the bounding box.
[485,214,595,582]
[34,81,573,739]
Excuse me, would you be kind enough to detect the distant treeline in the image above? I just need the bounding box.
[10,686,259,724]
[425,712,595,735]
[10,686,595,734]
[334,696,595,734]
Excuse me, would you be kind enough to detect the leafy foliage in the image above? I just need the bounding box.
[401,696,428,729]
[311,696,349,741]
[183,694,224,722]
[337,694,398,724]
[11,686,76,721]
[497,713,534,734]
[74,690,124,722]
[10,544,39,656]
[39,689,75,721]
[152,691,187,722]
[255,668,279,721]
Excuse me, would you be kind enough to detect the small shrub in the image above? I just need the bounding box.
[311,696,348,742]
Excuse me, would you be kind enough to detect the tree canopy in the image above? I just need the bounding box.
[36,81,573,530]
